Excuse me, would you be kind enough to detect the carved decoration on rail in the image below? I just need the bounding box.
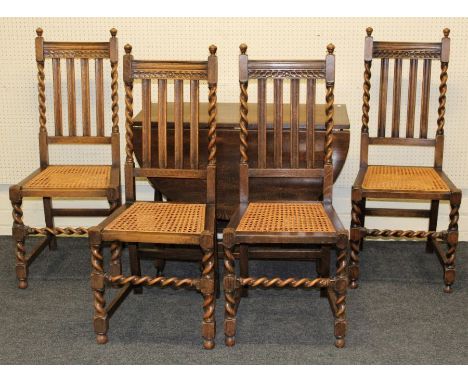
[372,49,441,59]
[248,69,325,79]
[132,70,208,80]
[44,49,109,59]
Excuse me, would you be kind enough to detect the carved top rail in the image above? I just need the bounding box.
[130,61,209,80]
[247,60,327,79]
[372,42,442,59]
[124,45,217,84]
[35,28,117,62]
[42,42,111,59]
[364,27,450,62]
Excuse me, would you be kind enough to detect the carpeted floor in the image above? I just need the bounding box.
[0,235,467,364]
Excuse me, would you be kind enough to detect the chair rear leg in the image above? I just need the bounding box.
[359,198,366,251]
[334,236,348,348]
[239,244,249,297]
[223,228,237,347]
[155,258,166,276]
[43,197,57,250]
[129,244,143,294]
[201,232,216,350]
[349,198,363,289]
[426,200,439,253]
[214,241,221,299]
[444,198,460,293]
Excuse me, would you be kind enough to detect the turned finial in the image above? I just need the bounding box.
[124,44,132,54]
[366,27,373,37]
[443,28,450,37]
[209,44,217,55]
[110,28,117,37]
[327,43,335,54]
[239,43,247,54]
[36,27,43,37]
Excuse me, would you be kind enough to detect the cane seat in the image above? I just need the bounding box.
[362,166,449,193]
[236,202,335,233]
[23,165,111,190]
[104,202,206,234]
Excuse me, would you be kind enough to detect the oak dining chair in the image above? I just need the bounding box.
[88,44,219,349]
[9,28,121,289]
[223,43,348,348]
[350,28,461,293]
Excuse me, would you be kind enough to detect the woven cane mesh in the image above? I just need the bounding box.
[362,166,449,192]
[24,165,111,189]
[105,202,206,234]
[236,202,335,233]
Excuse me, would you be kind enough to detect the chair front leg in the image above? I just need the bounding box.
[349,198,363,289]
[334,235,348,348]
[11,191,28,289]
[223,228,237,347]
[444,197,460,293]
[201,231,216,350]
[90,240,108,344]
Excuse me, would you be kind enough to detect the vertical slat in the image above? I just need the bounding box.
[377,58,389,137]
[306,79,316,168]
[52,58,63,136]
[273,78,283,168]
[420,59,432,139]
[190,80,199,169]
[174,79,184,169]
[391,58,402,138]
[66,58,76,136]
[80,58,91,136]
[142,79,152,168]
[257,78,267,168]
[158,79,167,168]
[95,58,105,136]
[406,59,418,138]
[290,78,300,168]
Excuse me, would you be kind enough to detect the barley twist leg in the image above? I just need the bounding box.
[201,238,216,350]
[349,199,362,289]
[444,201,459,293]
[12,198,27,289]
[223,229,237,347]
[334,238,348,348]
[91,243,108,344]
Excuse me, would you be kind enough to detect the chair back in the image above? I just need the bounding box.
[123,44,218,204]
[238,44,335,203]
